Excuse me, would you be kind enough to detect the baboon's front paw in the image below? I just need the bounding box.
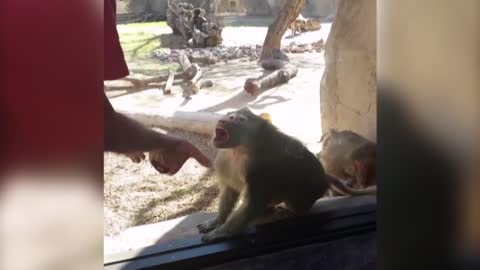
[345,177,355,187]
[201,229,230,243]
[197,218,219,234]
[272,206,295,220]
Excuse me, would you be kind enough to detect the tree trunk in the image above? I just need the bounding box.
[259,0,305,61]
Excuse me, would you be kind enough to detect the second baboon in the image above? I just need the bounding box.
[319,129,376,194]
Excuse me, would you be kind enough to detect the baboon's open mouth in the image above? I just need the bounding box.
[213,127,229,144]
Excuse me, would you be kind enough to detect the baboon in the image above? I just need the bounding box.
[288,14,321,35]
[319,129,376,196]
[288,14,308,35]
[197,108,376,242]
[306,18,321,31]
[350,140,376,188]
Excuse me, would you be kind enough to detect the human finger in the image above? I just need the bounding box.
[166,163,183,176]
[126,152,145,163]
[188,145,212,168]
[149,151,169,174]
[151,160,169,174]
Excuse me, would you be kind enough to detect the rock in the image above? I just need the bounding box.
[152,43,264,64]
[272,48,289,62]
[189,51,217,65]
[320,0,377,142]
[312,39,325,50]
[290,46,306,53]
[166,1,223,47]
[261,59,288,70]
[234,49,243,58]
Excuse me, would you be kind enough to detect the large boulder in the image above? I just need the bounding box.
[166,1,223,47]
[319,0,376,142]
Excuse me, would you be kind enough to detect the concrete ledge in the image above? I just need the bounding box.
[105,195,376,255]
[117,109,223,135]
[105,212,216,255]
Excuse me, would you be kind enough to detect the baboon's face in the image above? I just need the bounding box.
[212,108,265,148]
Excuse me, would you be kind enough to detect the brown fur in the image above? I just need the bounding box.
[319,129,376,196]
[288,15,321,35]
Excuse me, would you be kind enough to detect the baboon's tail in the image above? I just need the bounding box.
[326,175,377,196]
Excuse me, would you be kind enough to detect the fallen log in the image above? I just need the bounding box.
[188,64,202,85]
[198,79,213,89]
[121,77,146,89]
[117,74,179,90]
[177,52,204,99]
[177,51,193,77]
[143,71,184,85]
[183,64,202,99]
[177,52,203,81]
[163,69,175,95]
[244,64,298,95]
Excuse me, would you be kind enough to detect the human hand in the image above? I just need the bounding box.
[125,152,146,163]
[148,137,212,175]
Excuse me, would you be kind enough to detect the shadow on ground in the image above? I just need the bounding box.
[199,69,292,113]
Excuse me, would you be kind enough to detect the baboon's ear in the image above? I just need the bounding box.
[259,113,272,123]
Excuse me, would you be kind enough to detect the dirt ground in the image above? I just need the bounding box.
[104,128,219,236]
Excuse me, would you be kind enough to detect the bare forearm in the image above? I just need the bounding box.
[104,94,175,153]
